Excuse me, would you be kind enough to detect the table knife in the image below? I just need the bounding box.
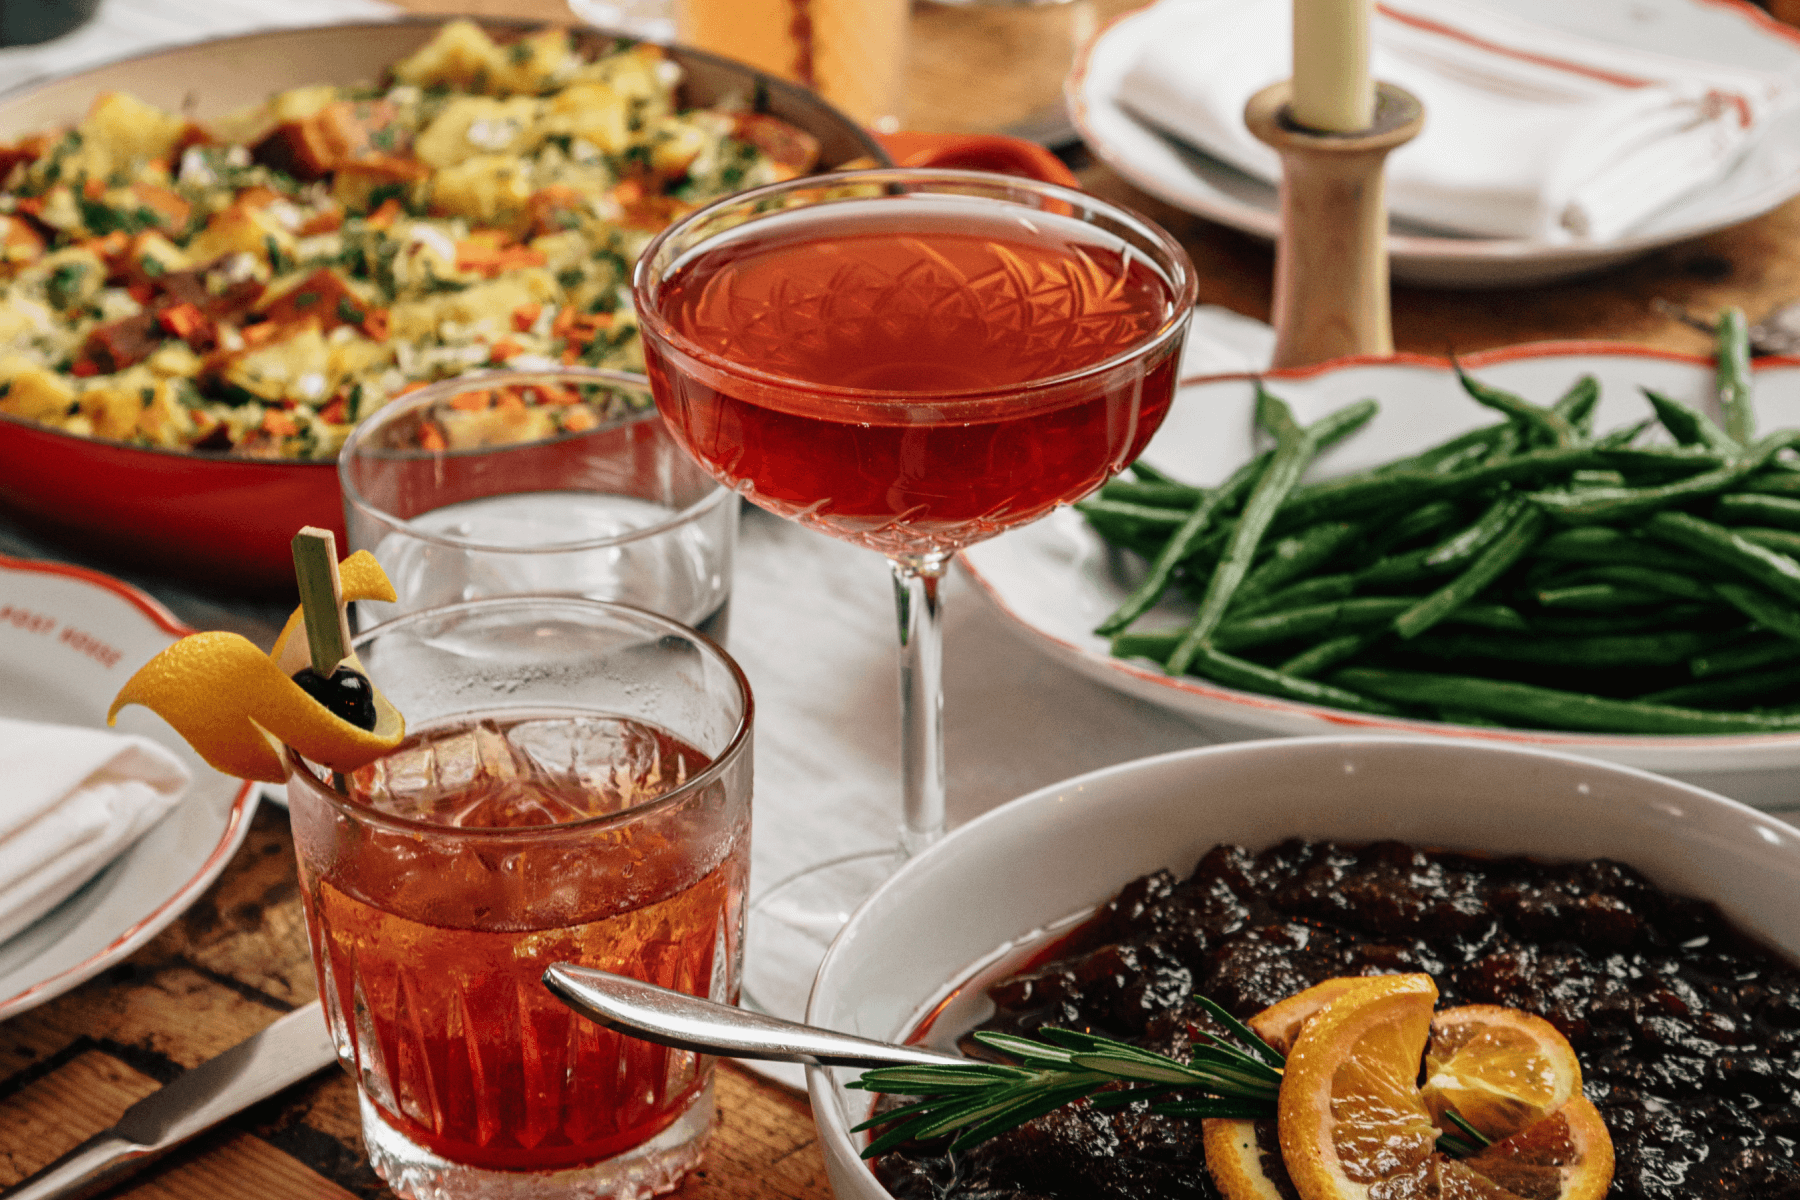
[3,1000,338,1200]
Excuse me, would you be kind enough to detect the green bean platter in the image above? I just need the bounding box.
[959,328,1800,801]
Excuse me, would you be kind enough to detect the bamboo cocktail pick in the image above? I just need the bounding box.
[291,526,351,676]
[1244,80,1424,369]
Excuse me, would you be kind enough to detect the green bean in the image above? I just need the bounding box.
[1534,583,1667,610]
[1275,447,1602,532]
[1280,632,1379,678]
[1128,460,1177,484]
[1530,434,1797,524]
[1641,663,1800,709]
[1484,424,1523,463]
[1596,418,1653,449]
[1307,398,1384,450]
[1645,510,1800,605]
[1169,389,1317,673]
[1736,527,1800,558]
[1099,480,1207,508]
[1331,668,1800,734]
[1130,597,1412,657]
[1077,513,1169,560]
[1240,572,1358,616]
[1456,366,1577,448]
[1690,637,1800,678]
[1357,546,1448,589]
[1553,374,1601,435]
[1421,494,1531,570]
[1369,424,1507,477]
[1570,470,1627,487]
[1642,386,1742,453]
[1359,494,1525,587]
[1394,507,1546,639]
[1596,445,1729,474]
[1184,645,1403,716]
[1368,500,1463,556]
[1712,581,1800,645]
[1533,526,1710,573]
[1740,471,1800,497]
[1532,605,1718,635]
[1404,628,1733,668]
[1110,630,1183,659]
[1091,459,1264,635]
[1715,493,1800,530]
[1451,604,1530,632]
[1557,564,1715,601]
[1076,498,1194,529]
[1231,523,1361,614]
[1097,400,1377,637]
[1717,306,1754,444]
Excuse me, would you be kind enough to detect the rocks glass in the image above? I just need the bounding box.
[285,596,752,1200]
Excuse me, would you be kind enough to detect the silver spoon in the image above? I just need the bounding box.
[542,963,968,1069]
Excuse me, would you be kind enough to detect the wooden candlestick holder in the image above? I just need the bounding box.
[1244,80,1423,369]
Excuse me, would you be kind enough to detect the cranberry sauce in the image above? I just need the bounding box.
[871,839,1800,1200]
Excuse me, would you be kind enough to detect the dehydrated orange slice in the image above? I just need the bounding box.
[109,550,403,783]
[1205,977,1387,1200]
[1278,973,1442,1200]
[1272,976,1613,1200]
[1442,1095,1614,1200]
[1422,1005,1580,1143]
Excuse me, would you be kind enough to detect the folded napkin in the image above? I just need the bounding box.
[1117,0,1798,242]
[0,717,190,945]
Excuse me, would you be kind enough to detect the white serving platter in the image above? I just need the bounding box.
[960,343,1800,811]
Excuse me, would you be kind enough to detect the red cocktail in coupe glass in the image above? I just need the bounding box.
[633,169,1196,1017]
[285,597,753,1200]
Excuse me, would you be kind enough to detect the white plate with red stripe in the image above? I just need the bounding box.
[0,557,256,1018]
[959,343,1800,811]
[1069,0,1800,287]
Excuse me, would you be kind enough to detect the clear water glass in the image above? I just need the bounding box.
[338,367,736,643]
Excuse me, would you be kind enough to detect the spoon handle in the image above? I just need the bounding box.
[543,964,967,1069]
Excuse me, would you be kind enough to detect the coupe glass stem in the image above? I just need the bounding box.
[891,552,950,858]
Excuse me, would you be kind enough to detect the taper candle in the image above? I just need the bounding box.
[1291,0,1374,132]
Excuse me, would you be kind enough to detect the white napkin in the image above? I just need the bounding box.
[1117,0,1798,242]
[0,717,190,945]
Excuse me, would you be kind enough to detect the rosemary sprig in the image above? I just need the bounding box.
[847,996,1281,1159]
[1435,1109,1494,1158]
[850,993,1501,1163]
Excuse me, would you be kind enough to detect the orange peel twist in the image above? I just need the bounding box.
[109,550,404,783]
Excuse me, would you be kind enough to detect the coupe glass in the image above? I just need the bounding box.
[633,169,1195,1016]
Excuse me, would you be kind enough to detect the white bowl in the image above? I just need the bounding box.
[960,343,1800,812]
[1069,0,1800,288]
[806,736,1800,1200]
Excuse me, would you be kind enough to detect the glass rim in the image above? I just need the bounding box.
[630,167,1200,408]
[337,366,733,555]
[283,594,754,841]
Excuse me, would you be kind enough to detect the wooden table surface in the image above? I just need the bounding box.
[4,2,1800,1199]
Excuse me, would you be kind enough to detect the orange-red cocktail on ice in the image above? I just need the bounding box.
[285,598,752,1200]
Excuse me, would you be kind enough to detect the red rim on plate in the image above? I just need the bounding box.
[0,555,257,1019]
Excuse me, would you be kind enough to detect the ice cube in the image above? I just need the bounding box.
[347,716,700,829]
